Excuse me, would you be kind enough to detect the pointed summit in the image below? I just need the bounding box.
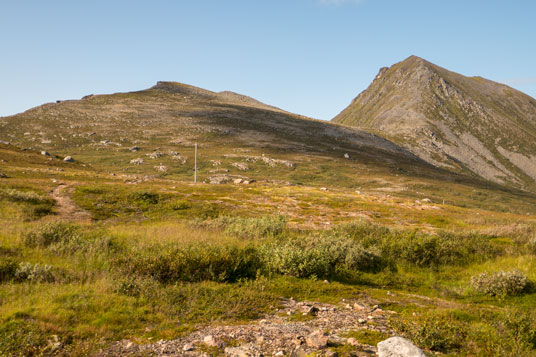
[333,57,536,190]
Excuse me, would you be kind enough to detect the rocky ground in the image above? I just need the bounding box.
[98,297,396,356]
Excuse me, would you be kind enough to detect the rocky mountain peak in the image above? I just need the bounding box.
[333,57,536,191]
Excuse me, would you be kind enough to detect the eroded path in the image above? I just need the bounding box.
[99,298,394,356]
[51,184,91,222]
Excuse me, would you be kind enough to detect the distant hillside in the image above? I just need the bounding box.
[333,56,536,191]
[0,81,441,188]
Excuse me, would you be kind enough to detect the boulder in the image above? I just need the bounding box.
[203,335,225,348]
[305,330,329,349]
[154,164,168,172]
[63,156,74,162]
[182,343,195,351]
[232,162,249,171]
[130,158,144,165]
[224,345,252,356]
[377,336,425,357]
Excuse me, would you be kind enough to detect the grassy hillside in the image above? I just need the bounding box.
[2,83,536,355]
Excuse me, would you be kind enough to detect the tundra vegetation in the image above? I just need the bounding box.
[1,143,536,356]
[1,77,536,355]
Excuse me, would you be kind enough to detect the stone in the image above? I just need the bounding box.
[146,152,164,159]
[183,343,195,351]
[344,153,350,159]
[130,158,144,165]
[305,330,329,349]
[422,198,432,203]
[320,187,328,191]
[63,156,74,162]
[231,162,249,171]
[325,351,338,357]
[129,146,140,152]
[154,164,168,172]
[358,318,366,324]
[0,173,7,178]
[377,336,425,357]
[224,345,251,356]
[353,302,366,310]
[275,351,285,356]
[41,151,50,156]
[203,335,225,348]
[234,178,244,184]
[347,337,359,346]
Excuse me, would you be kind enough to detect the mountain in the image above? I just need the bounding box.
[332,56,536,191]
[0,81,444,188]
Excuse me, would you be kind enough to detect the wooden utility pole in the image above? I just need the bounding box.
[194,143,197,183]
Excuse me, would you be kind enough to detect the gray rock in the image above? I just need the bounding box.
[63,156,74,162]
[306,330,329,349]
[129,146,140,152]
[224,345,251,356]
[203,335,225,348]
[182,343,195,351]
[130,158,144,165]
[41,151,50,156]
[377,336,425,357]
[231,162,249,171]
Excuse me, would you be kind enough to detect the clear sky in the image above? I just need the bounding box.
[1,0,535,120]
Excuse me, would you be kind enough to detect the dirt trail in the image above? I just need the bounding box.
[99,298,395,356]
[51,184,91,222]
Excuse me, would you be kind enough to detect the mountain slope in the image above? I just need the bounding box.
[333,56,536,190]
[0,81,443,188]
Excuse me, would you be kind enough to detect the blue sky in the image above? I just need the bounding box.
[1,0,535,120]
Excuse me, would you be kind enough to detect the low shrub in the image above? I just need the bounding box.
[0,320,51,356]
[334,222,497,268]
[0,188,55,220]
[24,222,79,247]
[390,312,466,352]
[470,270,529,297]
[260,243,330,278]
[117,244,260,283]
[221,215,287,239]
[0,188,51,205]
[0,259,18,282]
[23,222,116,256]
[260,234,386,278]
[129,191,160,205]
[14,262,55,283]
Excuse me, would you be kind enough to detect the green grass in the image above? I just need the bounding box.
[2,144,536,355]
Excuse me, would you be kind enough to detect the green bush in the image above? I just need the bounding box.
[390,312,466,352]
[24,222,116,256]
[260,234,386,278]
[24,222,80,248]
[0,259,18,282]
[0,188,51,204]
[260,243,330,278]
[221,215,287,239]
[334,222,496,268]
[129,191,160,205]
[470,270,529,297]
[14,262,55,283]
[117,244,260,283]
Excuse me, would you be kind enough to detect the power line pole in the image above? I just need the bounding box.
[194,143,197,184]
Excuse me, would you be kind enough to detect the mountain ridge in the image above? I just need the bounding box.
[333,55,536,191]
